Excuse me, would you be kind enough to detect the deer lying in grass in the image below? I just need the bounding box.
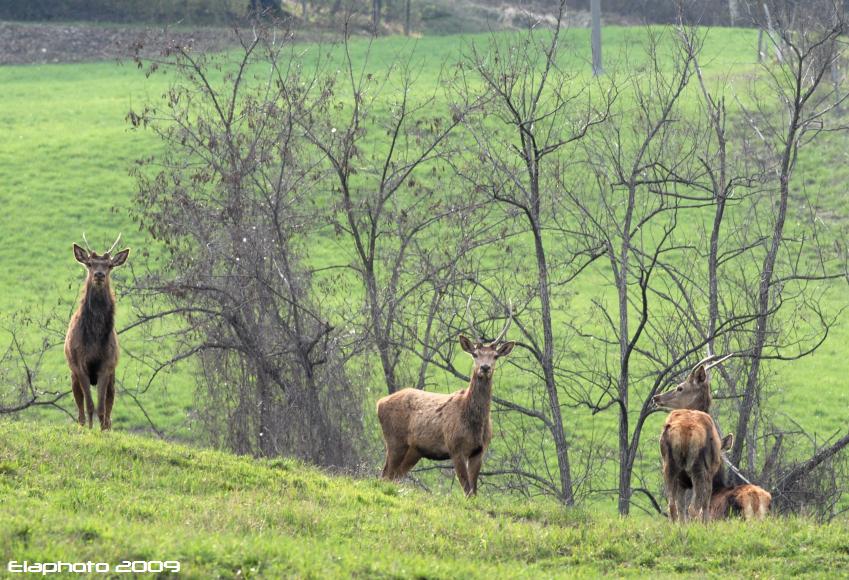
[65,235,129,430]
[376,300,514,496]
[710,483,772,521]
[653,354,773,522]
[652,355,734,522]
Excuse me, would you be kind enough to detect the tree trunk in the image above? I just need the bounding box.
[373,0,382,33]
[531,215,575,505]
[590,0,603,75]
[731,98,800,466]
[257,373,274,457]
[728,0,738,26]
[404,0,411,36]
[615,180,637,515]
[365,267,399,394]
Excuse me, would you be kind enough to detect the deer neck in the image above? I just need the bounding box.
[80,279,115,343]
[464,372,492,428]
[691,387,712,414]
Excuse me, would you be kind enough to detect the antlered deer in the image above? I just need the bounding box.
[65,235,129,430]
[710,484,772,521]
[376,300,514,496]
[653,355,734,522]
[654,353,772,522]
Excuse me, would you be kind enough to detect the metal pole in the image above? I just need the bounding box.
[591,0,603,76]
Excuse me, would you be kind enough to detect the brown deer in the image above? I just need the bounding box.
[710,484,772,521]
[652,354,734,522]
[376,300,514,496]
[64,235,129,430]
[654,353,773,522]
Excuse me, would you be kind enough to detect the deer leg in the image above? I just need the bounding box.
[676,487,690,523]
[690,478,711,523]
[467,449,485,496]
[663,465,682,523]
[79,375,95,429]
[101,374,115,431]
[665,479,680,522]
[382,443,408,480]
[71,374,85,426]
[451,455,472,496]
[97,376,107,431]
[394,447,422,479]
[666,475,687,523]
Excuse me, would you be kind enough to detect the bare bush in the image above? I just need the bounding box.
[130,27,364,467]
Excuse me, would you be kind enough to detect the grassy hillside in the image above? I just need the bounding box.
[2,421,849,578]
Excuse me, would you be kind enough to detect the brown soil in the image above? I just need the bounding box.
[0,21,241,65]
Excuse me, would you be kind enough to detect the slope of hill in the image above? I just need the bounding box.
[1,421,848,577]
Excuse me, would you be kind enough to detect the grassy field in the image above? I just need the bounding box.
[3,420,849,578]
[2,25,849,511]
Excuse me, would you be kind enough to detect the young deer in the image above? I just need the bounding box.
[64,235,129,430]
[710,484,772,521]
[652,355,734,522]
[376,300,514,496]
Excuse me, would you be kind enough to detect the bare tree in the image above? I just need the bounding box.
[538,6,849,516]
[564,26,726,515]
[727,0,848,469]
[129,27,364,467]
[448,1,613,504]
[298,35,474,395]
[0,313,71,418]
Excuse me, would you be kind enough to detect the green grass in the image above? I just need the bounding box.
[2,420,849,578]
[2,26,849,507]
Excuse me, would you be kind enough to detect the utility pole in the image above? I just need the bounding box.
[591,0,603,75]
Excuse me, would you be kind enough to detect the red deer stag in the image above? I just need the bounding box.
[652,354,734,522]
[710,484,772,521]
[376,300,514,496]
[65,235,129,430]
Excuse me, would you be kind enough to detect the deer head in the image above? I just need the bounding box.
[652,353,733,413]
[460,297,515,380]
[73,234,129,288]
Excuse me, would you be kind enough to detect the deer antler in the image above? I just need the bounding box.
[691,352,735,374]
[704,353,733,372]
[465,296,483,344]
[491,299,513,344]
[105,233,122,257]
[81,232,92,253]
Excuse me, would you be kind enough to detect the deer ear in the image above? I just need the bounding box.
[111,248,130,267]
[721,433,733,451]
[496,341,515,357]
[459,335,475,354]
[73,244,89,264]
[694,364,707,383]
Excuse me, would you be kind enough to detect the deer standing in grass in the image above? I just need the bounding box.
[652,355,734,522]
[653,354,772,522]
[65,235,129,430]
[376,300,514,496]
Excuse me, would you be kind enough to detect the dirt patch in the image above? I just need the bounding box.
[0,21,241,65]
